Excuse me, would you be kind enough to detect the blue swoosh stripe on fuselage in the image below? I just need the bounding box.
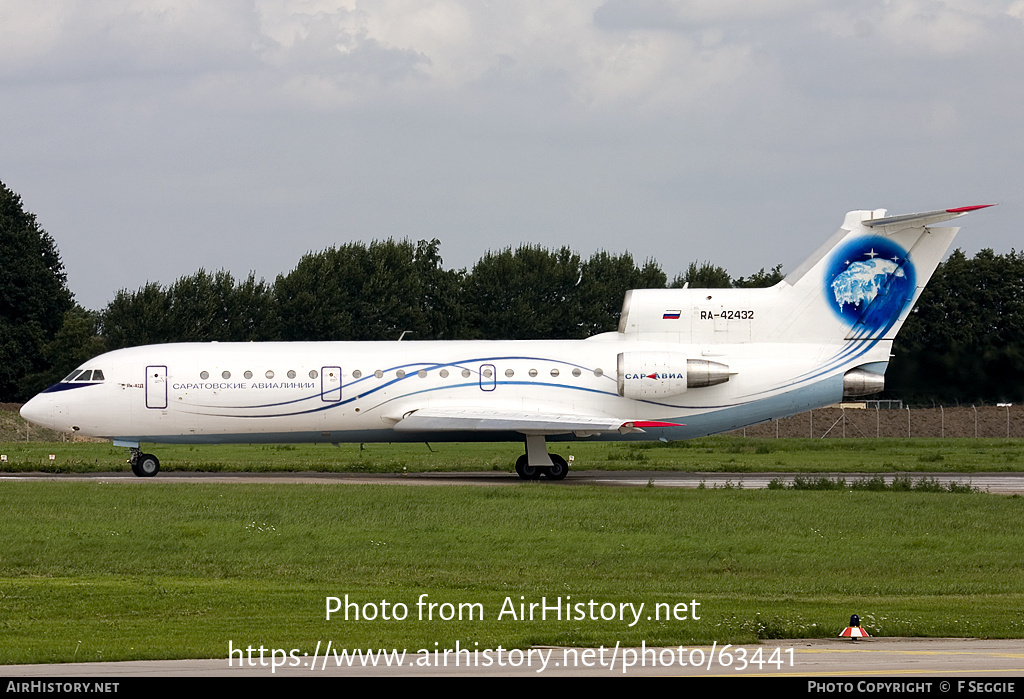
[181,353,619,411]
[180,379,623,419]
[118,374,845,444]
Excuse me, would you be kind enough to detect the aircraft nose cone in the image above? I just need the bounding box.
[20,393,54,430]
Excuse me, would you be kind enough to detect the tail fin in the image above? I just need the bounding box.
[614,205,992,346]
[778,205,993,343]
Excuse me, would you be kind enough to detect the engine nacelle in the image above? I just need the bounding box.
[617,352,730,400]
[842,367,885,397]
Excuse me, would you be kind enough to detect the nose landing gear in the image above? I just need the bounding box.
[128,449,160,477]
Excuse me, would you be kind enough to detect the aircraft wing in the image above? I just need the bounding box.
[391,407,681,435]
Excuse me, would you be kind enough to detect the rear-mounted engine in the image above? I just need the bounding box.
[617,351,730,399]
[842,367,885,397]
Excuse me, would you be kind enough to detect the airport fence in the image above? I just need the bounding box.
[730,404,1024,439]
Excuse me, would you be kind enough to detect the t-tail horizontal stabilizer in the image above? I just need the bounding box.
[862,204,995,232]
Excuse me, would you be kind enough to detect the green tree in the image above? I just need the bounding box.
[19,305,106,396]
[0,181,75,401]
[462,245,584,339]
[166,270,275,343]
[733,264,785,288]
[101,282,172,350]
[409,239,466,340]
[274,239,462,341]
[577,252,666,336]
[669,261,733,288]
[229,272,279,341]
[887,249,1024,404]
[101,271,276,349]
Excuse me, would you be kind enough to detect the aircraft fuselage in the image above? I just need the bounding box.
[22,337,844,446]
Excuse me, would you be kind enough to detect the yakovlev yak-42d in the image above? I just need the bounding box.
[20,205,991,478]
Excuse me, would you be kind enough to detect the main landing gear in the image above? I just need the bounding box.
[128,448,160,477]
[514,434,569,481]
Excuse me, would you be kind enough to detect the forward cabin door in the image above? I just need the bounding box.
[146,365,168,409]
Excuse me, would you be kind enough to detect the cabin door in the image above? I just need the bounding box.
[321,366,342,402]
[145,365,168,409]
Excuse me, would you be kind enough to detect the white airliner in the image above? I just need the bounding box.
[20,205,990,478]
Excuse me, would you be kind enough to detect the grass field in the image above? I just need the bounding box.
[2,480,1023,664]
[2,436,1024,475]
[3,404,1024,665]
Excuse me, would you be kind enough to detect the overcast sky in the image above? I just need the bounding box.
[2,1,1019,310]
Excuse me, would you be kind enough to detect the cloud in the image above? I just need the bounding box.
[0,1,260,81]
[593,0,817,31]
[814,0,1020,56]
[1,1,1021,310]
[0,1,782,116]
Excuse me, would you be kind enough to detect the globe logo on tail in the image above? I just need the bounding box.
[825,236,916,335]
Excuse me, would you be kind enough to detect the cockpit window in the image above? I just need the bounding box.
[63,369,104,383]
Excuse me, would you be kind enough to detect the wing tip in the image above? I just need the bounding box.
[946,204,996,213]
